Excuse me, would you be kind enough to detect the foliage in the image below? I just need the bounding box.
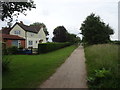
[80,13,114,45]
[52,26,68,42]
[7,46,18,54]
[66,33,81,44]
[0,0,36,22]
[38,42,72,53]
[2,48,8,55]
[3,46,77,88]
[111,40,120,45]
[52,26,81,43]
[95,68,110,78]
[87,68,111,88]
[19,46,24,49]
[2,56,11,72]
[30,22,49,36]
[85,44,119,88]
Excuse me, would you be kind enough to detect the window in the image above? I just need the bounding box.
[36,41,37,43]
[14,31,17,34]
[14,30,20,35]
[12,40,18,47]
[31,33,34,37]
[28,41,33,45]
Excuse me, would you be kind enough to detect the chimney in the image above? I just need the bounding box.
[20,21,23,24]
[7,22,12,28]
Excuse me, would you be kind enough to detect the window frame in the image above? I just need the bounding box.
[28,41,33,45]
[14,30,21,35]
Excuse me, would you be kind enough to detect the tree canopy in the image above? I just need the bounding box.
[52,26,81,43]
[30,22,49,36]
[0,0,36,22]
[52,26,68,42]
[80,13,114,45]
[66,33,81,43]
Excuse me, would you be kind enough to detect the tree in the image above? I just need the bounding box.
[66,33,81,43]
[67,33,76,42]
[80,13,114,45]
[52,26,68,42]
[30,22,49,36]
[0,0,36,22]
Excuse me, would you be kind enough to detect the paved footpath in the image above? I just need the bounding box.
[39,46,88,88]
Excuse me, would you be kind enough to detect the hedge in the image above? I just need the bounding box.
[38,42,72,53]
[111,41,120,45]
[6,46,18,55]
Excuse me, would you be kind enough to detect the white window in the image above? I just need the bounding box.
[28,41,33,45]
[14,30,20,35]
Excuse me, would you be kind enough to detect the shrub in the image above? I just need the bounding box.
[87,68,111,88]
[38,42,72,53]
[7,46,18,54]
[19,46,24,50]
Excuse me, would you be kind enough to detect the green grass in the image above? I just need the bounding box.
[84,44,119,88]
[3,45,77,88]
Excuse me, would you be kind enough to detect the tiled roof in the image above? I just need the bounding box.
[1,34,25,40]
[1,27,11,34]
[1,22,42,34]
[16,22,42,33]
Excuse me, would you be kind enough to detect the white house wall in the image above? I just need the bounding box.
[26,32,40,48]
[26,28,47,48]
[26,37,40,48]
[38,28,47,43]
[10,24,26,38]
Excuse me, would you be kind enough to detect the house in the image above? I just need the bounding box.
[1,21,47,48]
[1,33,25,48]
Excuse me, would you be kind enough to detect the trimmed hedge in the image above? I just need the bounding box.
[38,42,72,53]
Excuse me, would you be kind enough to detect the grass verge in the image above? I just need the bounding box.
[84,44,119,88]
[3,45,77,88]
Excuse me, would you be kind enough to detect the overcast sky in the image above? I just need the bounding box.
[0,0,119,41]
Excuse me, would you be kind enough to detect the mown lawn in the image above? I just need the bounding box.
[84,44,120,88]
[3,45,77,88]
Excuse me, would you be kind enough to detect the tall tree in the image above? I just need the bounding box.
[30,22,49,36]
[0,0,36,22]
[80,13,114,45]
[52,26,68,42]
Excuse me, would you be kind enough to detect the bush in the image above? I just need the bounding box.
[87,68,111,88]
[38,42,72,53]
[19,46,24,50]
[7,46,18,54]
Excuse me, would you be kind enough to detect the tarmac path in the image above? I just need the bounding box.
[39,46,88,88]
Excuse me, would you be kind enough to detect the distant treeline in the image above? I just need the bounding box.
[111,40,120,45]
